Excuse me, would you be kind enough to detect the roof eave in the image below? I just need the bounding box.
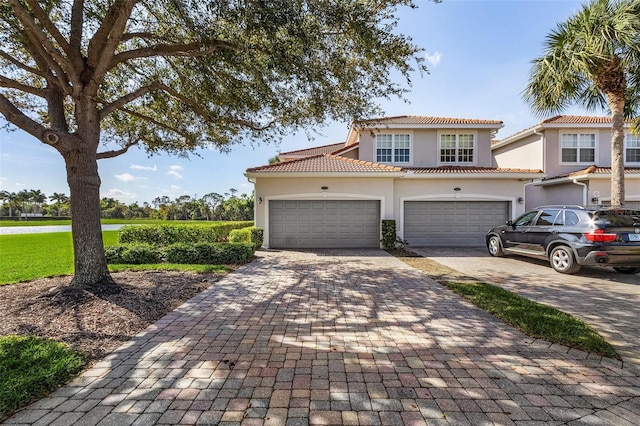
[244,171,405,178]
[359,123,503,130]
[402,172,546,179]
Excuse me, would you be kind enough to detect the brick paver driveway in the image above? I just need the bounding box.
[412,247,640,370]
[5,250,640,425]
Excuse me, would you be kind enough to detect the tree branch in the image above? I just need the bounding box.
[87,0,138,92]
[23,0,82,68]
[96,141,138,159]
[8,0,75,87]
[98,82,160,119]
[119,106,190,138]
[0,76,47,97]
[69,0,84,52]
[0,93,51,142]
[109,41,240,68]
[0,50,51,81]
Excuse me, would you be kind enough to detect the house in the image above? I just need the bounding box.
[492,115,640,210]
[245,116,545,249]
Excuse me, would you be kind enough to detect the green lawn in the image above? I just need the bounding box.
[0,219,227,227]
[0,335,85,419]
[0,231,119,284]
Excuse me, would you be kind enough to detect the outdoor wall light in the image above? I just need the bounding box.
[591,197,599,203]
[258,197,263,204]
[321,186,329,190]
[517,197,524,204]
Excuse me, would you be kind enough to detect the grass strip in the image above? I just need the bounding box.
[442,281,619,359]
[0,335,86,419]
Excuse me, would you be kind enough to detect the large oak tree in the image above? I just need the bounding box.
[0,0,433,288]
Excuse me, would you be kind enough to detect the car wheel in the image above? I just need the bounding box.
[550,246,581,274]
[613,267,639,274]
[487,235,504,257]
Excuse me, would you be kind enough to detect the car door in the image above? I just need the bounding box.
[525,208,562,254]
[502,210,539,250]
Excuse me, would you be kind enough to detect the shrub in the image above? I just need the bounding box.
[163,242,254,264]
[381,219,406,250]
[105,243,160,264]
[118,221,253,245]
[229,226,264,249]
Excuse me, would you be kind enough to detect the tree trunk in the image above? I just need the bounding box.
[65,149,112,287]
[63,99,113,288]
[608,92,626,206]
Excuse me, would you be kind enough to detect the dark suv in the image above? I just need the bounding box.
[486,205,640,274]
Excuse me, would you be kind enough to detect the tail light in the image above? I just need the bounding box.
[584,229,617,243]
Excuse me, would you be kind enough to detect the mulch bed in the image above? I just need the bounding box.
[0,271,226,362]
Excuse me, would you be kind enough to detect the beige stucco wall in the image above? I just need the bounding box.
[543,128,613,177]
[357,128,495,168]
[492,134,543,170]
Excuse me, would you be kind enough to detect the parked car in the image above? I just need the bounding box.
[486,205,640,274]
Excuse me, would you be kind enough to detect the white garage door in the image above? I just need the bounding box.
[404,201,510,246]
[269,200,380,249]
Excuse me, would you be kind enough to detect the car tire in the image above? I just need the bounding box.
[613,267,639,274]
[550,245,581,274]
[487,235,504,257]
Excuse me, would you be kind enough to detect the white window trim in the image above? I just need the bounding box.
[559,130,598,165]
[624,132,640,165]
[374,132,413,165]
[437,131,478,166]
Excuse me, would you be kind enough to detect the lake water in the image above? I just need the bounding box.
[0,224,126,235]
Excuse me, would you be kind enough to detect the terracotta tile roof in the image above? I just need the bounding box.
[278,142,346,157]
[331,142,359,155]
[494,115,633,145]
[405,166,544,175]
[354,115,503,127]
[545,166,640,180]
[541,115,633,125]
[246,154,403,173]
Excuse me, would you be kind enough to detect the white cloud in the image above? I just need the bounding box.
[170,185,181,190]
[425,51,442,67]
[167,170,183,179]
[130,164,157,171]
[103,188,137,200]
[115,173,135,183]
[169,165,183,171]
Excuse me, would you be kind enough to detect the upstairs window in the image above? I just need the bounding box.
[561,133,595,163]
[375,134,411,164]
[625,133,640,163]
[439,133,475,164]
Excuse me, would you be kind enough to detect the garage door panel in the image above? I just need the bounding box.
[270,200,380,249]
[404,201,509,247]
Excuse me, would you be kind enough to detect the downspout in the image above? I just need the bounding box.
[572,179,588,206]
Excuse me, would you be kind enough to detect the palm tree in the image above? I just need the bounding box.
[523,0,640,206]
[29,189,46,214]
[49,192,69,217]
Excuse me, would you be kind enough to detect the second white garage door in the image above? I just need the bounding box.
[269,200,380,249]
[404,201,510,246]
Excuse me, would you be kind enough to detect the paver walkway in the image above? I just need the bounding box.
[5,250,640,425]
[412,247,640,369]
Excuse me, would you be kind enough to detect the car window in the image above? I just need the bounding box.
[535,209,561,226]
[514,211,538,227]
[591,209,640,226]
[564,211,580,226]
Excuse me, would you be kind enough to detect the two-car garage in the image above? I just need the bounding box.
[268,199,510,249]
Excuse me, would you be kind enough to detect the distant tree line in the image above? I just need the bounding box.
[0,188,253,221]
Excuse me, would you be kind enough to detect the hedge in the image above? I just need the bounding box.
[228,226,264,249]
[106,242,254,265]
[118,221,253,245]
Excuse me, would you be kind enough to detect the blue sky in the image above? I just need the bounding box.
[0,0,595,205]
